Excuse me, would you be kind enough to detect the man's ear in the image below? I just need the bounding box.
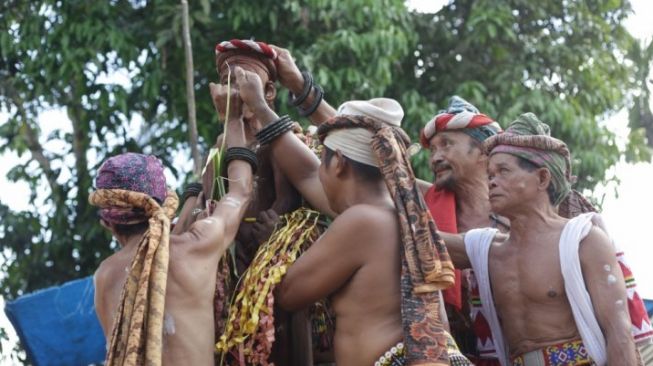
[264,81,276,104]
[477,151,489,165]
[333,149,348,177]
[537,168,552,192]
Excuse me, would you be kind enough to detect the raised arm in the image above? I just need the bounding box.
[270,45,336,125]
[235,66,335,216]
[177,83,253,256]
[579,227,639,365]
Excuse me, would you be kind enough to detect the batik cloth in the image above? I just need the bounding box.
[511,339,594,366]
[318,115,455,365]
[89,188,179,366]
[424,185,501,365]
[445,331,474,366]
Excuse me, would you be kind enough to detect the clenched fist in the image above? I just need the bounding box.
[209,82,242,122]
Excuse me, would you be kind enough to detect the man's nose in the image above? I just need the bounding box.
[430,151,444,165]
[488,176,498,189]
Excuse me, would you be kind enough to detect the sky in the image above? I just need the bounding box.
[1,0,653,363]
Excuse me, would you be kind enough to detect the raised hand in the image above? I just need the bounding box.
[234,66,267,112]
[209,82,242,122]
[269,45,304,93]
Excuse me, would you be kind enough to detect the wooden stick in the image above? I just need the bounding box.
[181,0,201,176]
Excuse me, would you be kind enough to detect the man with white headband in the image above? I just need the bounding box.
[233,66,473,365]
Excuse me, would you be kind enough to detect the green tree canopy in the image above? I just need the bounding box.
[0,0,650,359]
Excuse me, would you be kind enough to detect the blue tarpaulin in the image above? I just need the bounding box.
[4,276,106,366]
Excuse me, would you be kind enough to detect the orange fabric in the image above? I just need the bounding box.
[424,186,462,311]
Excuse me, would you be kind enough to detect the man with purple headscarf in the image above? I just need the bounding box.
[90,83,254,366]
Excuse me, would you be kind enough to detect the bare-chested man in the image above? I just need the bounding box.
[442,113,640,366]
[91,84,253,365]
[233,65,459,365]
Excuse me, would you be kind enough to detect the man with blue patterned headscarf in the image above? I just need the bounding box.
[418,96,504,366]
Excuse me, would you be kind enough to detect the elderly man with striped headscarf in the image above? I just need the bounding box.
[418,96,505,365]
[91,84,254,365]
[230,65,475,365]
[438,113,644,366]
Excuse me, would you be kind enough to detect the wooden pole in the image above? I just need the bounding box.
[181,0,201,176]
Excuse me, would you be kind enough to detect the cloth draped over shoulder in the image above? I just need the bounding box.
[318,115,455,365]
[89,188,178,366]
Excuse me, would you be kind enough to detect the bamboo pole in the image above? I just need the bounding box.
[181,0,201,176]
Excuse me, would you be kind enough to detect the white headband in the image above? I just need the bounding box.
[324,98,404,167]
[323,128,379,167]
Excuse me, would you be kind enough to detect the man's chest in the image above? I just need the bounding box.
[488,243,567,305]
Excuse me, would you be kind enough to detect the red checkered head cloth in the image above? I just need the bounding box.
[420,96,501,148]
[215,39,278,82]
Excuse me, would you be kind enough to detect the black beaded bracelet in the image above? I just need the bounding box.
[182,182,203,202]
[287,71,313,107]
[255,115,290,142]
[298,84,324,117]
[255,115,295,145]
[224,147,258,174]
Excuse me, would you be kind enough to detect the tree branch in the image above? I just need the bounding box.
[181,0,201,176]
[8,91,64,203]
[67,104,91,221]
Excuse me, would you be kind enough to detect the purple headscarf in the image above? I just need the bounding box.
[95,153,167,224]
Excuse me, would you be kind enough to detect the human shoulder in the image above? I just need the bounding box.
[94,253,120,285]
[579,225,615,264]
[333,203,396,228]
[171,215,225,246]
[327,204,396,246]
[463,227,506,246]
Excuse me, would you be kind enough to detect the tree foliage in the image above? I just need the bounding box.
[627,38,653,157]
[0,0,650,359]
[392,0,648,186]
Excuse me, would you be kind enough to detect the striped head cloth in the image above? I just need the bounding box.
[420,95,501,148]
[215,39,278,81]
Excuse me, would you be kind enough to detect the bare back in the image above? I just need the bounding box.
[488,219,580,356]
[95,155,252,365]
[95,218,233,366]
[275,204,403,366]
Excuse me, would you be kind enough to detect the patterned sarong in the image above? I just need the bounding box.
[511,340,594,366]
[318,115,456,365]
[89,188,179,366]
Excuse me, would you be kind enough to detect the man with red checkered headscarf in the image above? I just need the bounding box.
[418,96,504,366]
[190,40,337,366]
